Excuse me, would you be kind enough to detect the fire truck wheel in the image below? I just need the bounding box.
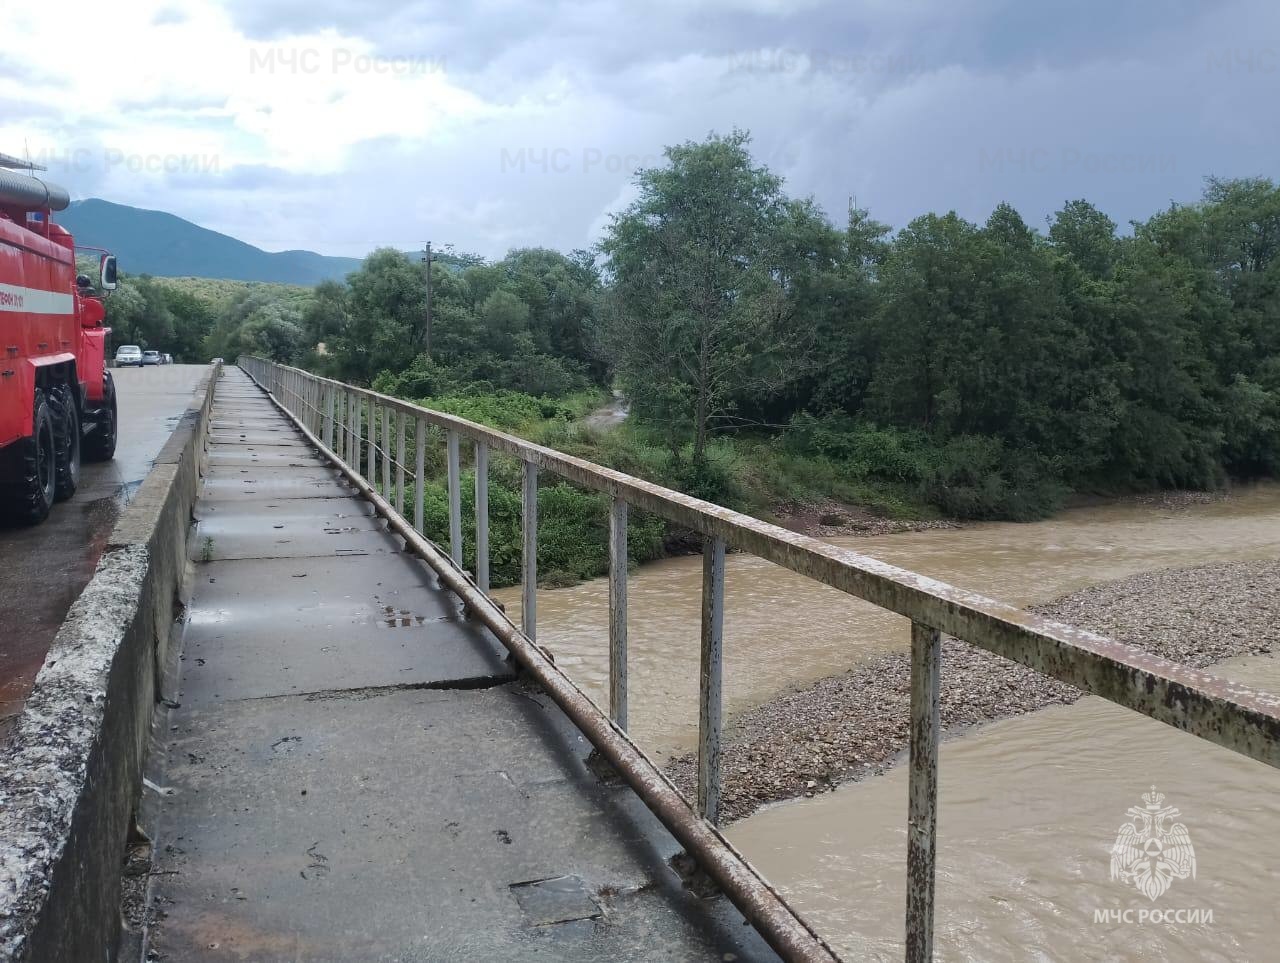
[49,383,81,501]
[0,389,57,525]
[83,372,118,462]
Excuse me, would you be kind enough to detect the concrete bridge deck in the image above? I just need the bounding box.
[138,367,772,961]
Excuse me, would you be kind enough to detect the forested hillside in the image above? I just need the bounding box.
[61,199,365,284]
[104,131,1280,584]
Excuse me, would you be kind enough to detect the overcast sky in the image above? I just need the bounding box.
[4,0,1278,260]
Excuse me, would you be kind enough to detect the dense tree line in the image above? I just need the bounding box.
[308,246,606,401]
[108,131,1280,521]
[603,132,1280,517]
[103,275,313,364]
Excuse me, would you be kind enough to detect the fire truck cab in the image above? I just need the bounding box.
[1,155,118,525]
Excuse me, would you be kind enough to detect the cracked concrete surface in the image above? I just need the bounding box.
[139,367,774,962]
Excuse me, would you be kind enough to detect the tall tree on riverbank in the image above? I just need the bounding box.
[599,129,835,472]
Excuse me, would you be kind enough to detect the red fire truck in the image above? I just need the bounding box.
[1,156,118,525]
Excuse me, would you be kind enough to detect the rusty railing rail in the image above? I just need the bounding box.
[238,356,1280,962]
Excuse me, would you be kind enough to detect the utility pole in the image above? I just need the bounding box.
[422,241,433,358]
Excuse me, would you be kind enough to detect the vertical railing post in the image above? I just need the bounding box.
[698,535,725,825]
[351,391,359,469]
[395,410,406,515]
[906,620,942,963]
[474,442,489,594]
[414,418,426,533]
[342,391,352,466]
[365,396,376,482]
[609,498,629,729]
[337,390,346,464]
[521,460,538,640]
[324,382,335,452]
[347,390,357,469]
[381,405,391,496]
[447,430,463,566]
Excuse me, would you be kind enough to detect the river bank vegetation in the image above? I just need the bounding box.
[105,131,1280,585]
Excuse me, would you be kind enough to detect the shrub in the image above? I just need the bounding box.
[920,436,1068,520]
[784,413,927,483]
[416,472,664,589]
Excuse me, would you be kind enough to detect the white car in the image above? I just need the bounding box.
[142,350,161,366]
[115,345,143,367]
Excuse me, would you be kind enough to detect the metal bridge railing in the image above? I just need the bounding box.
[238,356,1280,962]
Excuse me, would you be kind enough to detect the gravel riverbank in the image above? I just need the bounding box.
[666,558,1280,822]
[771,497,960,538]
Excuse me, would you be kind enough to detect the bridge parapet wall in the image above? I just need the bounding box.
[0,364,220,962]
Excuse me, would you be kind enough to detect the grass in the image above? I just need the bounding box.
[732,439,941,522]
[373,386,967,589]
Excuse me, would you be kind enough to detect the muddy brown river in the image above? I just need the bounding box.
[495,484,1280,759]
[729,652,1280,960]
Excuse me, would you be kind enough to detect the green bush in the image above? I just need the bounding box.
[785,414,927,483]
[372,356,452,398]
[416,472,665,589]
[383,387,601,434]
[920,436,1068,520]
[780,412,1069,520]
[373,350,592,401]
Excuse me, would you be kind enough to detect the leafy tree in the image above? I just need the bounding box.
[200,157,1280,525]
[1048,199,1118,278]
[600,129,830,467]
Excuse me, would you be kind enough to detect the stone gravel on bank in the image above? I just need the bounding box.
[667,558,1280,822]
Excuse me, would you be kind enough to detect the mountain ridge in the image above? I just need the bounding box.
[58,198,366,285]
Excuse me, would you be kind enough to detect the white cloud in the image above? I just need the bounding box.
[4,0,1278,261]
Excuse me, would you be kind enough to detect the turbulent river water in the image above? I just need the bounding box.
[494,484,1280,958]
[729,652,1280,961]
[494,484,1280,760]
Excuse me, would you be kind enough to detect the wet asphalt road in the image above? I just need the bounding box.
[0,364,210,737]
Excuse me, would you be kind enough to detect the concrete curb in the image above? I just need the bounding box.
[0,363,221,962]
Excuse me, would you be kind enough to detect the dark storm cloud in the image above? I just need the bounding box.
[217,0,1222,80]
[41,0,1278,262]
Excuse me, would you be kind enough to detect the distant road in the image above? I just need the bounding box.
[0,364,210,738]
[583,390,630,431]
